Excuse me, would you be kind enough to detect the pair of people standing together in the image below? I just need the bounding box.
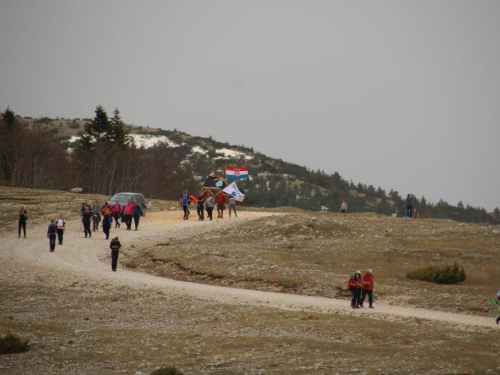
[348,269,374,309]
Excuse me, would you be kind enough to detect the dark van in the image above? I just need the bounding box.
[108,192,147,216]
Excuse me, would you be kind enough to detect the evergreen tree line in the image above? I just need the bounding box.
[0,106,195,199]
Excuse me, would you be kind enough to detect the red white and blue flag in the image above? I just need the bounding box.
[226,166,249,180]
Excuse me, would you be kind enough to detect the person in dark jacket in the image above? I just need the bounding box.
[102,212,111,239]
[110,237,121,271]
[18,207,28,239]
[406,194,414,218]
[82,205,92,238]
[360,269,374,308]
[347,271,363,308]
[133,201,143,231]
[197,192,205,221]
[47,219,57,252]
[180,190,190,220]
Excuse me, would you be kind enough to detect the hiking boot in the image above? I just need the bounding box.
[369,306,374,309]
[496,317,500,325]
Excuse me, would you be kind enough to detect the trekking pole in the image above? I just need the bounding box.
[79,220,82,237]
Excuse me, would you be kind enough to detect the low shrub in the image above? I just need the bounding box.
[0,333,30,355]
[406,262,466,284]
[151,367,183,375]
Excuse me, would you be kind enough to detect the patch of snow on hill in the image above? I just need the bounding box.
[129,134,180,148]
[216,148,253,160]
[67,134,180,148]
[192,146,208,155]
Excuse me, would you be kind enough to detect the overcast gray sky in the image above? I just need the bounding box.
[1,1,499,210]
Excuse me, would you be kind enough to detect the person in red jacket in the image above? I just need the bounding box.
[123,199,135,231]
[347,271,362,308]
[360,269,374,308]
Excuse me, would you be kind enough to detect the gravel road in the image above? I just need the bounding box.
[1,211,496,329]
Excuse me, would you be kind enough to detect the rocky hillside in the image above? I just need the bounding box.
[14,114,500,224]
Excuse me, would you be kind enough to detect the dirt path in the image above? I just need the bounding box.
[1,211,496,329]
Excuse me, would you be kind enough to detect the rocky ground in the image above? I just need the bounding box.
[1,187,500,374]
[127,211,500,316]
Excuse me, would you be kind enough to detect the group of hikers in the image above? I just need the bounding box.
[179,190,237,221]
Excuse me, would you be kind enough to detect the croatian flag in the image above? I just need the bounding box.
[226,166,249,180]
[222,182,245,202]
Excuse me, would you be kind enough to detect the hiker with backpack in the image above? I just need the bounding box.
[109,237,121,272]
[18,207,28,239]
[56,213,66,245]
[360,269,375,308]
[348,271,363,308]
[47,219,57,252]
[101,202,113,240]
[216,192,226,219]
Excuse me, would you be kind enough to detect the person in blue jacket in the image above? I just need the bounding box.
[406,194,414,218]
[133,201,143,231]
[180,190,190,220]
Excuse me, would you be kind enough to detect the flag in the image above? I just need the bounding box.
[226,166,249,180]
[222,182,245,202]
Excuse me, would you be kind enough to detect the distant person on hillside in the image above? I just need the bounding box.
[113,200,121,228]
[340,200,347,213]
[228,195,237,218]
[56,213,66,245]
[406,194,414,218]
[205,193,214,221]
[347,271,363,309]
[91,200,101,232]
[360,269,374,309]
[82,205,92,238]
[216,192,226,218]
[123,199,134,230]
[109,236,121,272]
[197,192,205,221]
[47,219,57,252]
[18,207,28,239]
[133,201,143,231]
[180,190,190,220]
[412,208,418,219]
[494,291,500,325]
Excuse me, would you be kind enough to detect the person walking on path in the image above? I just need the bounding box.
[47,219,57,252]
[133,201,143,231]
[340,200,347,213]
[197,192,205,221]
[18,207,28,238]
[205,193,214,221]
[91,201,101,232]
[216,192,226,219]
[406,194,414,218]
[123,199,134,230]
[109,236,121,272]
[348,271,363,309]
[180,190,190,220]
[56,213,66,245]
[360,269,375,308]
[228,196,237,218]
[82,205,92,238]
[494,291,500,325]
[101,202,113,240]
[113,200,122,228]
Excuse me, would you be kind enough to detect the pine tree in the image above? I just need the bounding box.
[79,105,111,150]
[457,201,464,209]
[2,106,16,130]
[109,109,130,147]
